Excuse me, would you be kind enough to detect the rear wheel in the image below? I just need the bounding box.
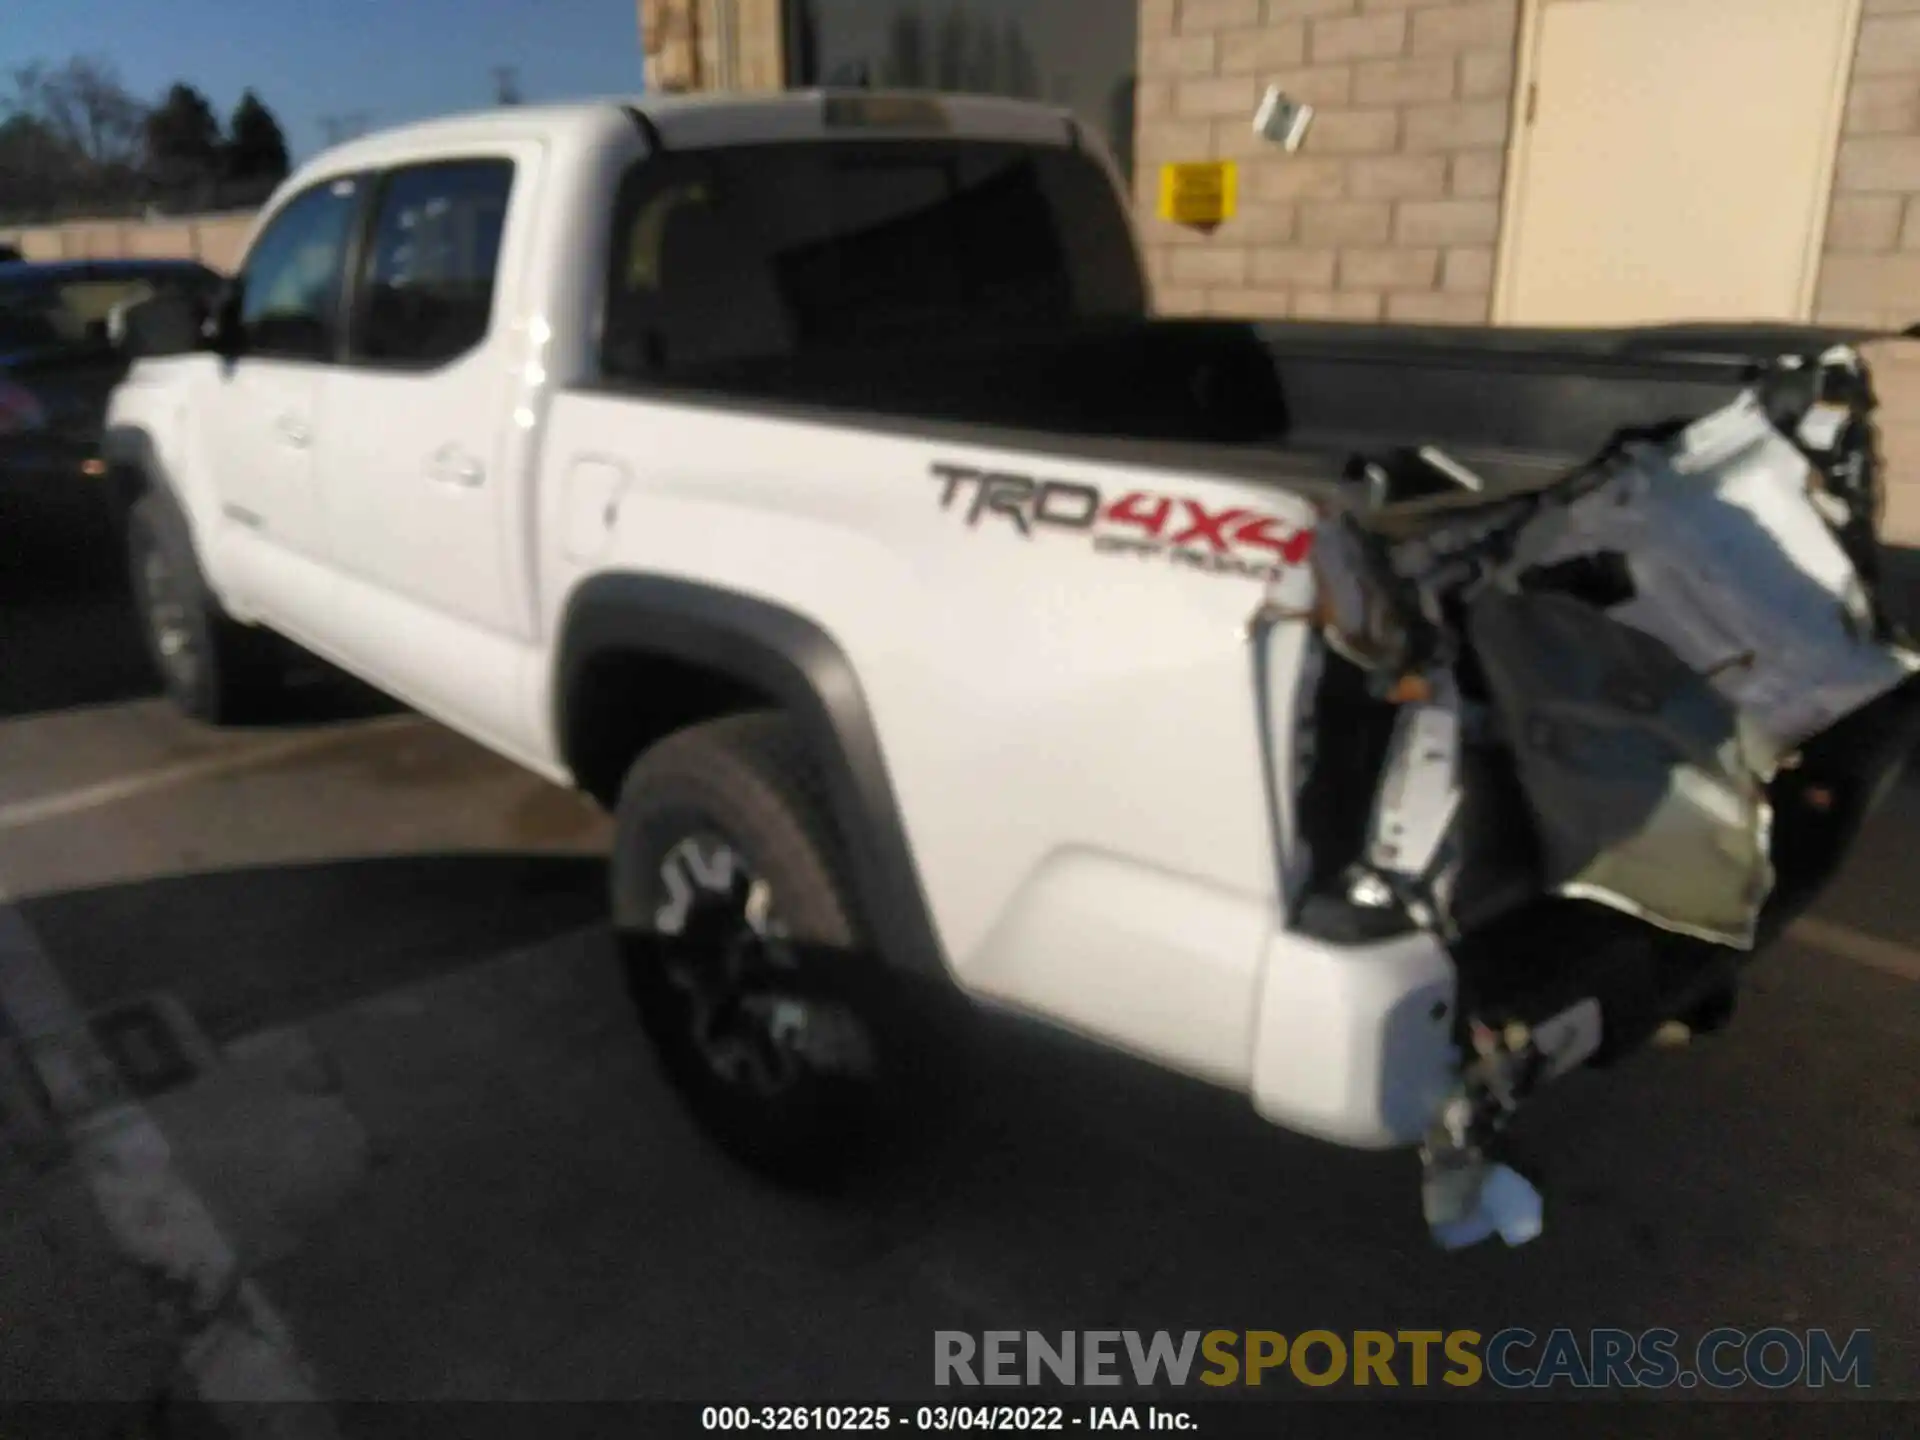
[610,712,903,1186]
[127,492,284,724]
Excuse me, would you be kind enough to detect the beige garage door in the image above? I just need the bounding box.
[1497,0,1860,326]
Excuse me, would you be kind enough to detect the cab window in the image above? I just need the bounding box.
[237,177,362,361]
[349,159,515,367]
[601,139,1145,383]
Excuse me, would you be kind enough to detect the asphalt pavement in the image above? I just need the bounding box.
[1,556,1917,1425]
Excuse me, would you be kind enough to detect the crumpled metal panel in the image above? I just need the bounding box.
[1440,386,1920,950]
[1466,587,1777,949]
[1509,391,1919,767]
[1284,376,1917,955]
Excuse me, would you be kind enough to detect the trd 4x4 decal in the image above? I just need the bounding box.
[931,462,1315,583]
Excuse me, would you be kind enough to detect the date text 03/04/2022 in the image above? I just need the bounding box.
[701,1405,1191,1432]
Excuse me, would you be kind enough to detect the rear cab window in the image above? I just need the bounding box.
[601,138,1146,384]
[348,159,515,368]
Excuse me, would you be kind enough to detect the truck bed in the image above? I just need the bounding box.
[591,316,1889,501]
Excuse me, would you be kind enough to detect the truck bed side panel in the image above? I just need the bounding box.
[539,389,1322,1086]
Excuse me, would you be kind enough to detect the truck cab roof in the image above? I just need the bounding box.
[302,89,1088,179]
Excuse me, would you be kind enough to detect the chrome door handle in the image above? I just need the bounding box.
[275,414,311,448]
[426,445,485,488]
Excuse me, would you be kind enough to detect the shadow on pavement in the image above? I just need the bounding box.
[0,560,401,727]
[0,490,128,603]
[1873,545,1920,798]
[1879,543,1920,634]
[3,854,1918,1400]
[0,583,158,720]
[14,853,606,1042]
[237,661,406,730]
[246,916,1920,1401]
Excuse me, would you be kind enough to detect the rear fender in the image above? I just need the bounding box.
[554,573,951,987]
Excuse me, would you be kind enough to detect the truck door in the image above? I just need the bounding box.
[309,148,546,753]
[318,152,532,636]
[197,175,362,618]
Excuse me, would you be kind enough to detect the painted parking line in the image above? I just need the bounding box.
[1789,916,1920,984]
[0,714,422,834]
[0,896,340,1436]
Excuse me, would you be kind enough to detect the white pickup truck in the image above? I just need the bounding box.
[103,90,1920,1247]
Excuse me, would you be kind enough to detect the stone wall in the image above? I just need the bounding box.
[640,0,786,93]
[1815,0,1920,333]
[1818,2,1920,546]
[1134,0,1521,324]
[1863,337,1920,547]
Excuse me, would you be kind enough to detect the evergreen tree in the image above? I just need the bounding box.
[145,82,221,185]
[225,90,289,183]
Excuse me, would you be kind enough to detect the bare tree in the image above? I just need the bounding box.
[0,56,150,220]
[6,56,147,169]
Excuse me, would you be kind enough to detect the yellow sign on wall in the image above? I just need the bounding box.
[1158,161,1238,228]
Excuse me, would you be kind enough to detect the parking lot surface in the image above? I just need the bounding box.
[2,561,1918,1419]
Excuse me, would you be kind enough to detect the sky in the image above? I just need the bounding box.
[5,0,649,162]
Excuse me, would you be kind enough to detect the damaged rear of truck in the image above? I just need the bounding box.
[579,312,1920,1250]
[522,107,1920,1246]
[1252,328,1920,1245]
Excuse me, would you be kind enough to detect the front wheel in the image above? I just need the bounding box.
[127,492,284,724]
[610,712,905,1186]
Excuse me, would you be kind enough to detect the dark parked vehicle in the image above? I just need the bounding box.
[1,258,225,587]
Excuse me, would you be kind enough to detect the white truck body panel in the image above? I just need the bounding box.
[538,389,1323,1089]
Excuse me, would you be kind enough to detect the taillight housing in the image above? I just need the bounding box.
[0,377,48,437]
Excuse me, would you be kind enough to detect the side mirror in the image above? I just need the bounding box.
[202,286,245,358]
[121,290,209,358]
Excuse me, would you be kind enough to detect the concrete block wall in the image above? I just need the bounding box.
[1817,0,1920,333]
[732,0,788,91]
[640,0,785,94]
[1818,1,1920,546]
[1135,0,1521,324]
[1862,336,1920,547]
[641,0,704,92]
